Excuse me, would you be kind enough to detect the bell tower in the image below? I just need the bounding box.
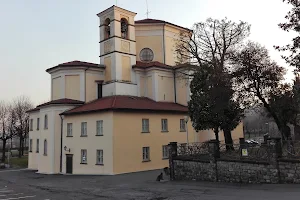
[97,6,138,97]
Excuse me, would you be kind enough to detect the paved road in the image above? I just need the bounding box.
[0,169,300,199]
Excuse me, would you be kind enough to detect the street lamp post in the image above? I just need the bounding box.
[184,116,189,145]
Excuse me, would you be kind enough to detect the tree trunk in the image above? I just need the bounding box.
[21,138,25,156]
[18,135,22,158]
[223,129,234,151]
[214,127,219,142]
[1,140,6,163]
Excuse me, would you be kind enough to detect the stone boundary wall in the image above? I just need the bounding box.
[169,140,300,184]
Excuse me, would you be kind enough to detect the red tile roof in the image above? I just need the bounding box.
[26,98,85,113]
[61,96,188,115]
[46,60,105,72]
[135,18,192,32]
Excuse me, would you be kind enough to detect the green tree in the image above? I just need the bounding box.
[276,0,300,71]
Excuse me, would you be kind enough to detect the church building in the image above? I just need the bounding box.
[27,5,243,175]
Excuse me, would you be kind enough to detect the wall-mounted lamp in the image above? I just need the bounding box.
[64,146,70,152]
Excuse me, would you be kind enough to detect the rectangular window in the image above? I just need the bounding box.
[142,147,150,161]
[162,145,169,159]
[81,122,87,136]
[30,119,33,131]
[97,84,102,99]
[36,139,39,153]
[161,119,168,132]
[81,149,87,164]
[180,119,186,131]
[44,115,48,130]
[96,149,103,165]
[29,139,32,152]
[37,118,40,130]
[67,123,73,137]
[142,119,149,133]
[96,120,103,136]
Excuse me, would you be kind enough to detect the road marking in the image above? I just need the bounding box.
[0,194,24,197]
[0,169,27,173]
[0,195,36,200]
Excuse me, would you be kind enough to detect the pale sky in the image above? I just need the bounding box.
[0,0,293,105]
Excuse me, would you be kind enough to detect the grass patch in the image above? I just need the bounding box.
[7,156,28,168]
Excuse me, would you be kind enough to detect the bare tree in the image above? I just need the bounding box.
[0,102,16,163]
[175,18,250,71]
[13,96,33,157]
[231,41,290,139]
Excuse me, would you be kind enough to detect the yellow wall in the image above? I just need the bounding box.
[62,112,114,175]
[158,75,174,102]
[104,56,112,81]
[176,77,188,106]
[113,112,196,174]
[197,122,244,143]
[147,76,153,99]
[136,35,163,63]
[165,36,176,66]
[86,72,104,102]
[65,75,80,101]
[52,77,61,100]
[122,56,131,81]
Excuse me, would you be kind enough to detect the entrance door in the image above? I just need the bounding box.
[66,154,73,174]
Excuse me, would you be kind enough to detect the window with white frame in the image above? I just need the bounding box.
[180,119,186,131]
[161,119,168,132]
[44,115,48,129]
[37,118,40,130]
[162,145,169,159]
[36,139,39,153]
[30,119,33,131]
[81,149,87,164]
[81,122,87,136]
[142,119,149,133]
[67,123,73,137]
[96,120,103,136]
[142,147,150,161]
[96,149,103,165]
[29,139,32,152]
[44,139,47,155]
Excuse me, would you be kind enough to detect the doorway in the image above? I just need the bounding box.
[66,154,73,174]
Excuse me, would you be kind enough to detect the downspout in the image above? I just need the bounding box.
[163,24,166,64]
[59,115,63,173]
[173,70,177,103]
[84,67,90,102]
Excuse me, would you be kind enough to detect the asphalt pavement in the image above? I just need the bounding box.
[0,169,300,199]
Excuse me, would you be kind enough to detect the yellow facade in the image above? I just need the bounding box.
[121,56,131,81]
[86,72,104,102]
[52,77,61,100]
[65,75,80,100]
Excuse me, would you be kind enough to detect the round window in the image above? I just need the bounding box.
[139,48,154,62]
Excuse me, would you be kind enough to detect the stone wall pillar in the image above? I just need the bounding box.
[268,137,281,183]
[208,140,219,181]
[168,142,178,181]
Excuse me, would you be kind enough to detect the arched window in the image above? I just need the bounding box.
[44,114,48,129]
[44,139,47,155]
[121,18,128,39]
[104,18,111,39]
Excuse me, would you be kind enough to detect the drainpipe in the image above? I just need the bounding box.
[163,24,166,64]
[59,115,64,173]
[84,67,90,102]
[173,70,177,103]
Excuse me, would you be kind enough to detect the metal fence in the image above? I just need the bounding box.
[282,140,300,159]
[219,143,271,162]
